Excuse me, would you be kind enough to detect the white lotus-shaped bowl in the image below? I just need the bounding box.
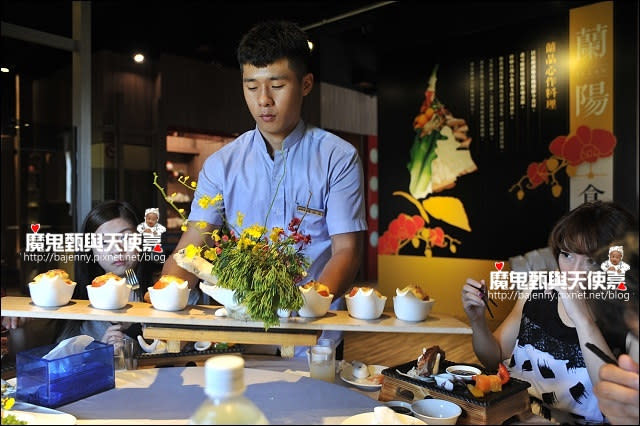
[199,282,252,320]
[149,280,190,311]
[28,275,76,307]
[345,288,387,320]
[393,288,435,322]
[86,277,130,310]
[298,286,334,318]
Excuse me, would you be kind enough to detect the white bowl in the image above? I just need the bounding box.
[345,287,387,320]
[393,291,435,322]
[199,282,252,320]
[149,280,190,311]
[411,398,462,425]
[194,341,212,351]
[28,275,76,307]
[298,286,334,317]
[445,365,482,381]
[86,277,130,310]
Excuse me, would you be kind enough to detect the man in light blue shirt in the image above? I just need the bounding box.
[162,21,367,352]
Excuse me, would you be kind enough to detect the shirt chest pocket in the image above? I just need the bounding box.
[296,201,327,238]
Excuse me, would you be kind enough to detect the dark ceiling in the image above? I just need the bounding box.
[2,0,597,92]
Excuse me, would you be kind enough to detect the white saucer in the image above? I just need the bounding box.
[341,412,425,425]
[340,364,388,390]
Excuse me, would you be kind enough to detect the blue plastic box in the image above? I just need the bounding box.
[16,340,115,408]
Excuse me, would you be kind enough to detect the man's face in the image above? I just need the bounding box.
[146,213,158,227]
[242,58,313,146]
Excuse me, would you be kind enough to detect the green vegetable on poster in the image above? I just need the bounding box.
[407,130,446,199]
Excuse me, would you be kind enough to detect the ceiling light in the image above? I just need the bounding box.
[133,53,145,63]
[307,40,314,51]
[0,67,9,73]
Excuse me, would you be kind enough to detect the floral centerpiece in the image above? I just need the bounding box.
[153,173,312,329]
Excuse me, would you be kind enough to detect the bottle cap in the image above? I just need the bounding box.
[204,355,245,398]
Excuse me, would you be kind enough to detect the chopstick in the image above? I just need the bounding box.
[586,343,618,365]
[468,282,496,318]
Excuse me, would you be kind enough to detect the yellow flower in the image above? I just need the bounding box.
[198,196,210,209]
[190,181,197,188]
[184,244,201,258]
[211,229,221,242]
[203,248,218,261]
[244,225,265,240]
[211,193,223,204]
[196,221,208,230]
[269,227,284,242]
[236,212,245,227]
[3,396,15,410]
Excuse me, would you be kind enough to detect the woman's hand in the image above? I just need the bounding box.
[594,354,639,425]
[462,278,488,323]
[101,324,125,349]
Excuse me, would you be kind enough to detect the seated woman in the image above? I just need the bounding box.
[1,201,157,357]
[461,201,636,424]
[57,200,156,346]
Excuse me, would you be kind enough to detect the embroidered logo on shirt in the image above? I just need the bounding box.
[297,205,325,217]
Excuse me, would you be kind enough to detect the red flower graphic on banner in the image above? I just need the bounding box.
[429,227,446,247]
[526,161,550,189]
[549,125,616,166]
[510,126,616,200]
[389,214,424,240]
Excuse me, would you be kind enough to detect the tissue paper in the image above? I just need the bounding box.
[43,335,94,360]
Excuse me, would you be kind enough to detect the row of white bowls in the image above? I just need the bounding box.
[345,288,435,321]
[29,277,434,321]
[28,275,191,311]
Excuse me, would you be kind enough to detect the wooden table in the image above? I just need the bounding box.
[1,296,472,356]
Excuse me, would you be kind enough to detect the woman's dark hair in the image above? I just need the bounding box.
[237,20,312,79]
[548,201,637,261]
[74,200,152,299]
[549,201,638,354]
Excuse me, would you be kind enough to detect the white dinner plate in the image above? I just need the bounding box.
[3,401,76,425]
[341,412,426,425]
[340,364,388,390]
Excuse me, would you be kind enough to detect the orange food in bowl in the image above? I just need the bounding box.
[153,275,184,289]
[302,281,331,297]
[91,272,121,287]
[33,269,74,285]
[401,284,430,301]
[349,286,383,298]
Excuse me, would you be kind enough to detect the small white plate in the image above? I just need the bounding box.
[341,412,425,425]
[194,341,212,351]
[340,364,388,390]
[445,364,482,381]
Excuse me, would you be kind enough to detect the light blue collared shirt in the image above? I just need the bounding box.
[189,120,367,284]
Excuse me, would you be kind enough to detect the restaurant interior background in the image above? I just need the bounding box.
[1,0,638,325]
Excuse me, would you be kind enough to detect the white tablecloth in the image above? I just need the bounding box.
[59,357,382,424]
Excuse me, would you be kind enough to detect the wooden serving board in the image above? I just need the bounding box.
[379,360,531,425]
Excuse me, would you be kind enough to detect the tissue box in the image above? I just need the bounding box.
[17,341,115,408]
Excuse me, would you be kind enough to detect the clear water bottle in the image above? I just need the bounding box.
[190,355,269,425]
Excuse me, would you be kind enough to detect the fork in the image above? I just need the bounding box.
[125,268,140,291]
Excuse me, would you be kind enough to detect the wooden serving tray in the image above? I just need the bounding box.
[379,360,531,425]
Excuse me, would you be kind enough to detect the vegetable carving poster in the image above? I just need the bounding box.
[378,13,571,260]
[379,65,476,257]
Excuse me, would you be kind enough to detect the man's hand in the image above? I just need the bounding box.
[316,231,363,297]
[161,222,216,289]
[594,354,639,425]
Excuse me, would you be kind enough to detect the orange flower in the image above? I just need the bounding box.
[389,214,425,240]
[429,226,446,248]
[378,231,400,255]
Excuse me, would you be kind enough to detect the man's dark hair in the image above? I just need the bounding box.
[237,21,312,79]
